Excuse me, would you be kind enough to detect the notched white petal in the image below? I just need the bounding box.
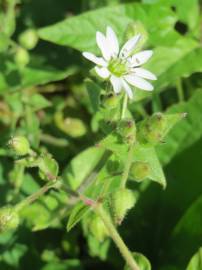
[82,52,107,66]
[131,50,153,67]
[95,66,110,79]
[119,34,141,59]
[132,68,157,80]
[106,26,119,56]
[96,31,111,61]
[121,79,133,99]
[110,75,122,94]
[124,75,154,91]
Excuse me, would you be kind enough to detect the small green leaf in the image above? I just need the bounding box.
[67,202,90,232]
[85,79,102,113]
[25,93,51,111]
[132,144,166,188]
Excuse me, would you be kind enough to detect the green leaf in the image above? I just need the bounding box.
[145,37,200,93]
[67,202,90,232]
[38,2,178,51]
[133,144,166,188]
[0,53,76,93]
[157,89,202,165]
[25,93,51,111]
[63,147,107,190]
[186,248,202,270]
[162,194,202,269]
[124,252,151,270]
[85,79,102,113]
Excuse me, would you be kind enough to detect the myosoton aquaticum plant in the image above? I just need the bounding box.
[0,23,186,270]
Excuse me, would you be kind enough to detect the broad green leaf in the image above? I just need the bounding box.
[145,37,200,93]
[63,147,107,190]
[186,248,202,270]
[124,252,151,270]
[157,89,202,165]
[38,2,178,51]
[67,202,90,232]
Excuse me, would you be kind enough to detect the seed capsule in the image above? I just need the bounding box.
[18,29,39,50]
[110,188,136,225]
[0,206,19,233]
[8,136,30,156]
[130,161,151,182]
[89,215,108,242]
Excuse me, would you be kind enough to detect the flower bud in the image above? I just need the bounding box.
[14,47,30,67]
[117,119,136,144]
[38,154,59,181]
[8,136,30,156]
[110,188,136,225]
[18,29,39,50]
[89,215,108,242]
[0,206,19,233]
[103,94,120,109]
[130,161,151,182]
[137,113,167,145]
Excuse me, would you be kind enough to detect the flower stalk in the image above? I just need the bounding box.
[94,204,140,270]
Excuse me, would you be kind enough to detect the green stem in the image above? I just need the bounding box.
[121,94,128,120]
[94,204,140,270]
[40,133,69,147]
[120,143,134,188]
[176,78,184,102]
[15,181,58,211]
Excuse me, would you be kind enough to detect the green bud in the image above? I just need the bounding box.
[117,119,136,144]
[103,94,120,109]
[8,136,30,156]
[130,161,151,182]
[89,215,108,242]
[14,47,30,67]
[110,188,136,225]
[137,113,167,145]
[55,111,87,138]
[38,154,59,181]
[18,29,39,50]
[0,206,19,233]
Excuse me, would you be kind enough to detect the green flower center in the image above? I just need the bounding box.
[108,58,127,77]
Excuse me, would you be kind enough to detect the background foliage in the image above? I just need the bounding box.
[0,0,202,269]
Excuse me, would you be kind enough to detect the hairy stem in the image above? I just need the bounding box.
[120,143,134,188]
[94,204,140,270]
[16,181,58,211]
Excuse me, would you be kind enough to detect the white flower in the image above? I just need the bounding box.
[82,26,157,99]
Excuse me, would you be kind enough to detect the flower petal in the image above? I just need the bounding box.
[95,66,110,79]
[132,68,157,80]
[96,31,111,61]
[124,75,154,91]
[119,34,141,59]
[110,75,122,94]
[82,52,107,66]
[106,26,119,56]
[121,79,133,99]
[130,50,153,67]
